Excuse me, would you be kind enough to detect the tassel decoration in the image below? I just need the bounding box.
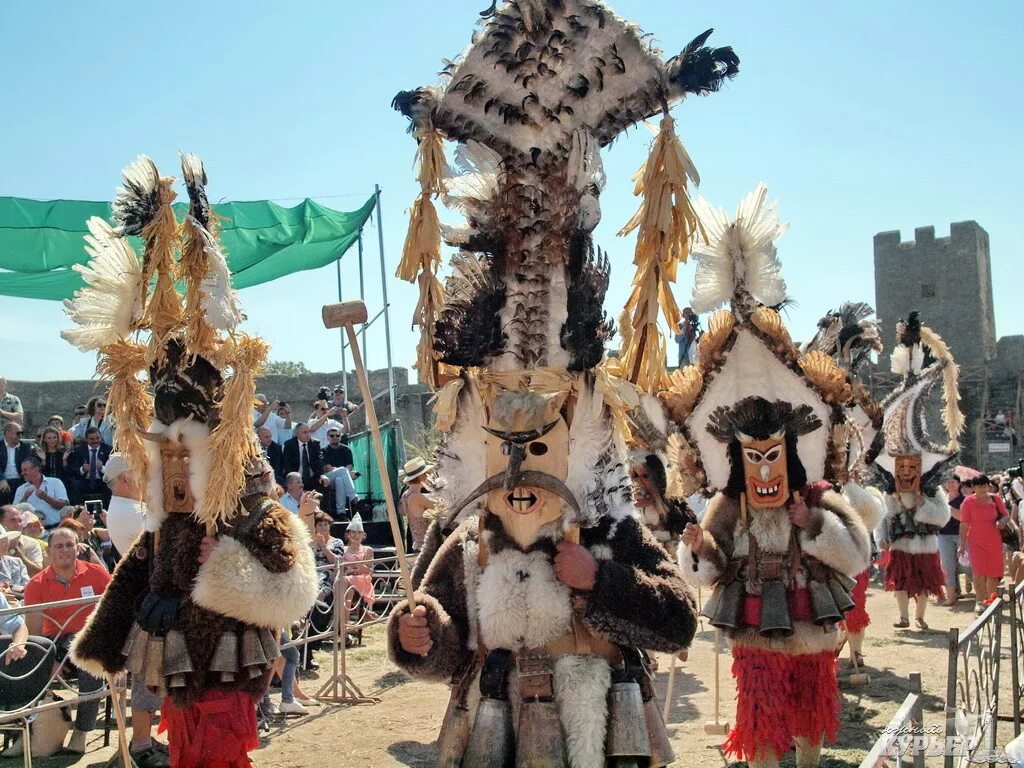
[96,339,154,489]
[617,116,702,393]
[918,325,964,450]
[201,335,269,530]
[141,177,184,363]
[397,128,449,390]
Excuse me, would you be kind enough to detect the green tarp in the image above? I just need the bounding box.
[348,421,403,508]
[0,194,377,300]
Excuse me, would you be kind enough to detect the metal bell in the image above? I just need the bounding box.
[700,583,723,621]
[124,625,148,676]
[162,629,194,679]
[808,579,843,628]
[435,695,473,768]
[257,627,281,663]
[516,698,568,768]
[827,577,856,615]
[209,630,239,683]
[240,628,268,672]
[642,694,675,767]
[167,674,187,690]
[462,697,515,768]
[758,579,794,638]
[606,678,652,759]
[710,580,745,631]
[143,636,165,691]
[833,571,857,591]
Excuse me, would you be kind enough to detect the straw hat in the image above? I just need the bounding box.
[399,457,433,484]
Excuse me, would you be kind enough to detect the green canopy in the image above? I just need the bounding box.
[0,194,377,300]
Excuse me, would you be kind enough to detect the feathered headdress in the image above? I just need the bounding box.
[62,155,266,530]
[873,311,963,489]
[399,0,738,525]
[660,184,851,493]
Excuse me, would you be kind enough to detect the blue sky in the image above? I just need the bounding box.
[1,1,1021,383]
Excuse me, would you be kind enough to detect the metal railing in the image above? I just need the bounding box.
[1007,581,1024,737]
[944,592,1003,768]
[0,552,409,766]
[858,672,925,768]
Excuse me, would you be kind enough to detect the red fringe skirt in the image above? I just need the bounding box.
[159,689,259,768]
[722,647,840,762]
[882,549,945,599]
[843,570,871,634]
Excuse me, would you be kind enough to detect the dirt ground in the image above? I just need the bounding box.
[5,578,1017,768]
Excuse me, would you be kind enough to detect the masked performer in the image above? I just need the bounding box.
[665,185,872,768]
[385,2,738,765]
[803,302,886,669]
[872,311,962,630]
[63,155,319,768]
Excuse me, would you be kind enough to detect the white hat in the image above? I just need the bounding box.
[103,453,131,484]
[399,457,433,484]
[346,513,364,533]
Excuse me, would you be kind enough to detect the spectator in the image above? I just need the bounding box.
[398,458,434,552]
[283,423,324,491]
[305,511,344,663]
[673,307,702,368]
[0,524,30,596]
[328,386,358,442]
[322,428,354,472]
[321,428,357,518]
[0,588,30,664]
[69,427,112,506]
[1,506,43,575]
[57,518,105,567]
[342,514,376,623]
[80,396,113,446]
[13,457,70,529]
[47,415,74,448]
[36,426,71,487]
[1,422,33,506]
[938,476,970,606]
[21,515,47,558]
[253,394,291,440]
[257,427,286,487]
[23,526,112,754]
[69,404,89,443]
[307,400,346,446]
[959,475,1009,614]
[0,377,23,430]
[279,473,305,514]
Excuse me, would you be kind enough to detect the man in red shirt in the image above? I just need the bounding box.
[23,527,110,754]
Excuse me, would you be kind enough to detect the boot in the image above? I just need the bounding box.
[66,729,88,754]
[1,735,24,757]
[795,736,822,767]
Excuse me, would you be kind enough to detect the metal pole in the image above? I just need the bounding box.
[358,234,371,487]
[374,184,397,417]
[336,256,347,397]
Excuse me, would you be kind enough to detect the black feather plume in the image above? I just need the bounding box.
[434,251,507,368]
[666,29,740,97]
[562,236,614,370]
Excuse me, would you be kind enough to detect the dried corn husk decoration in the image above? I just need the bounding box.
[617,116,702,393]
[97,339,153,489]
[397,127,448,390]
[141,177,183,363]
[201,335,269,530]
[799,351,853,406]
[179,214,218,357]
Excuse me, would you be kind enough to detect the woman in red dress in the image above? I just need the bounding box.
[959,475,1008,613]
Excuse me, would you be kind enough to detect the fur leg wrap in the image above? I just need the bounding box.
[842,570,871,634]
[722,648,840,762]
[158,689,258,768]
[882,550,945,599]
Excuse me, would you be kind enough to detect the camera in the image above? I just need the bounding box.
[317,386,331,401]
[85,499,103,522]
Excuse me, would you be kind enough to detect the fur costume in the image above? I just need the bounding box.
[386,3,736,765]
[64,156,318,768]
[871,312,961,605]
[669,185,871,767]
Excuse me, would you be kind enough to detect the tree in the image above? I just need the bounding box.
[263,360,311,376]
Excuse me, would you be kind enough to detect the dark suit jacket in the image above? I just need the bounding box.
[282,437,324,490]
[262,441,286,486]
[0,440,34,492]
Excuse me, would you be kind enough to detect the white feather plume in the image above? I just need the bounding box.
[445,140,500,206]
[190,220,242,332]
[61,217,144,351]
[690,183,788,314]
[567,380,613,516]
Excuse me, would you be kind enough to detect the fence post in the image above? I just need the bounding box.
[993,592,1004,768]
[909,672,924,768]
[1011,584,1022,737]
[945,626,959,768]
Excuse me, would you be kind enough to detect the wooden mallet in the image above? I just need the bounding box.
[322,301,415,608]
[704,629,730,735]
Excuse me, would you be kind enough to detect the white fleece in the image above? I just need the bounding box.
[678,541,722,587]
[192,510,319,629]
[553,655,611,768]
[799,505,871,578]
[842,482,885,530]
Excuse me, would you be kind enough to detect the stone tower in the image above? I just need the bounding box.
[873,221,995,367]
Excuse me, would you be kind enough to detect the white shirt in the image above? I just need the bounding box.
[3,443,17,480]
[106,495,145,555]
[280,493,301,514]
[13,477,68,527]
[308,418,343,445]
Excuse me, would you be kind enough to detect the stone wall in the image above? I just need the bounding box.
[10,367,433,448]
